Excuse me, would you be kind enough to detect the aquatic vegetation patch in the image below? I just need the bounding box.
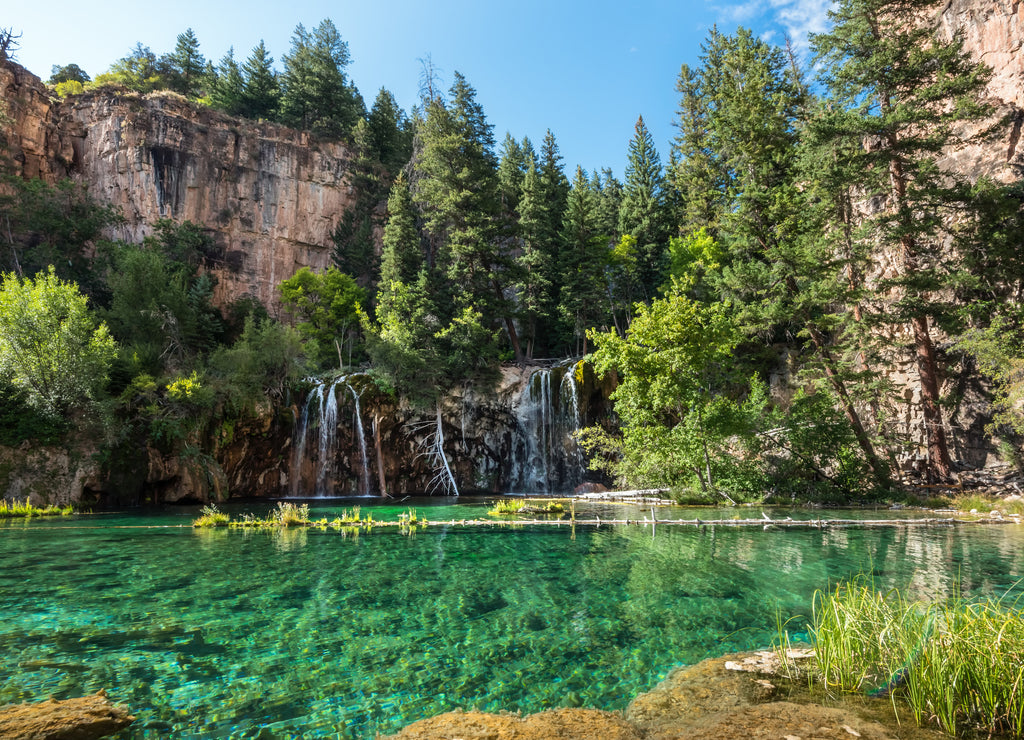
[804,577,1024,737]
[488,499,566,517]
[0,497,73,518]
[192,504,230,527]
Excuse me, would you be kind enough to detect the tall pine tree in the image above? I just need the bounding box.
[241,41,279,120]
[280,20,364,138]
[811,0,995,481]
[619,116,669,301]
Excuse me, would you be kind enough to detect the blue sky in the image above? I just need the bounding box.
[7,0,831,177]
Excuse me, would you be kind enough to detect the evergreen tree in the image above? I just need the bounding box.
[671,63,726,236]
[240,41,279,120]
[591,168,622,241]
[679,28,889,484]
[497,133,528,219]
[167,28,205,98]
[559,166,610,354]
[515,162,552,358]
[366,88,412,173]
[412,72,520,359]
[530,130,571,354]
[538,129,570,246]
[618,116,669,300]
[378,173,422,291]
[280,20,364,138]
[811,0,996,481]
[210,48,244,116]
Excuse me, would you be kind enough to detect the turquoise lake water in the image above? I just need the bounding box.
[1,498,1022,738]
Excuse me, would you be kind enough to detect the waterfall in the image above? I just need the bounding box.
[315,378,342,497]
[289,376,375,497]
[513,362,586,493]
[345,381,372,497]
[559,363,585,485]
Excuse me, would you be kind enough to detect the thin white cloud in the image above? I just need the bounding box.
[709,0,834,51]
[711,0,763,24]
[770,0,833,48]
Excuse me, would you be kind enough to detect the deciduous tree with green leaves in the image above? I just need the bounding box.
[278,266,366,369]
[586,287,748,501]
[0,267,116,417]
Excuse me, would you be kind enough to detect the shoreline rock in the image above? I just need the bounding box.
[383,651,948,740]
[0,689,134,740]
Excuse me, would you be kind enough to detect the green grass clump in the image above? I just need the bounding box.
[489,499,526,515]
[0,497,73,518]
[192,504,230,527]
[338,506,373,525]
[953,493,1024,517]
[488,499,566,516]
[809,577,1024,737]
[272,501,310,526]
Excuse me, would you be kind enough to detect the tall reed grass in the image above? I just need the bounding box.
[809,577,1024,737]
[0,497,73,518]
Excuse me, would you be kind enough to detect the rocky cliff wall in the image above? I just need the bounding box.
[0,62,357,308]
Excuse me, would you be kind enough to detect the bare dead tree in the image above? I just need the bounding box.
[0,28,22,63]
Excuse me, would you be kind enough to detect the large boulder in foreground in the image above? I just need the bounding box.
[0,689,133,740]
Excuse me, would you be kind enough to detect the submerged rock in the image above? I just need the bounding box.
[386,652,949,740]
[382,707,643,740]
[0,689,133,739]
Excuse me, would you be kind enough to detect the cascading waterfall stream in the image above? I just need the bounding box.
[559,364,585,480]
[345,381,372,497]
[289,362,589,496]
[513,362,586,493]
[315,378,342,497]
[290,376,375,497]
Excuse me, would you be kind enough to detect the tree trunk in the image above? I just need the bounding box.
[887,144,953,481]
[806,325,891,486]
[782,271,889,485]
[492,278,523,362]
[910,314,953,480]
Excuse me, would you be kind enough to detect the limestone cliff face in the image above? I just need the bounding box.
[1,61,357,308]
[0,62,78,180]
[936,0,1024,181]
[940,0,1024,109]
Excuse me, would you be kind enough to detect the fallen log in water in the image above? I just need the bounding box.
[421,515,1018,528]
